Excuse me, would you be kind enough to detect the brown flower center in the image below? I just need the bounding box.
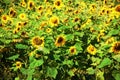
[57,37,63,43]
[71,49,75,53]
[33,38,43,45]
[115,5,120,12]
[55,1,61,6]
[3,16,7,20]
[114,43,120,51]
[53,19,58,24]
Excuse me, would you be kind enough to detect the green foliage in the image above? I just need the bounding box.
[98,58,112,68]
[47,67,58,79]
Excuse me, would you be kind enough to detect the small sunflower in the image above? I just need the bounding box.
[9,8,16,17]
[110,42,120,54]
[31,36,44,48]
[49,16,59,27]
[19,13,27,20]
[46,28,52,33]
[16,61,22,69]
[87,44,97,55]
[54,0,64,10]
[20,0,26,7]
[39,21,48,30]
[27,0,35,10]
[69,46,77,55]
[1,15,9,23]
[55,35,66,47]
[36,6,44,14]
[73,17,80,23]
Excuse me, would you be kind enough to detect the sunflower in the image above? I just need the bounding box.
[87,44,97,55]
[110,42,120,54]
[55,35,66,47]
[20,0,26,7]
[46,28,52,33]
[36,6,44,14]
[54,0,64,10]
[31,36,44,48]
[27,0,35,10]
[16,61,22,69]
[19,13,27,20]
[9,8,16,17]
[1,15,9,23]
[39,21,48,30]
[105,37,115,44]
[49,16,59,27]
[69,46,77,55]
[115,4,120,13]
[73,17,80,23]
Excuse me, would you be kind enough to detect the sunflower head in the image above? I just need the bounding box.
[69,46,77,55]
[16,61,22,69]
[19,13,27,20]
[1,15,9,23]
[31,36,44,48]
[49,16,59,27]
[111,42,120,54]
[55,35,66,47]
[73,17,80,23]
[9,8,16,17]
[54,0,64,10]
[20,0,27,7]
[36,6,44,13]
[28,1,35,10]
[46,28,52,33]
[115,4,120,13]
[87,44,97,55]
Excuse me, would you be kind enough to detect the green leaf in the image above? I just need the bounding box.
[75,42,83,51]
[113,54,120,62]
[98,58,112,68]
[108,29,119,36]
[47,67,58,79]
[87,67,95,75]
[66,34,74,40]
[29,59,44,68]
[112,70,120,80]
[63,60,74,66]
[20,68,35,75]
[68,70,74,77]
[15,44,29,49]
[15,77,19,80]
[96,70,104,80]
[27,75,32,80]
[7,54,19,60]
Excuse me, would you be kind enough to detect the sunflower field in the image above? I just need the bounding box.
[0,0,120,80]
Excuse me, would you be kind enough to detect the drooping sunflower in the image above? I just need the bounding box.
[55,35,66,47]
[27,0,35,10]
[49,16,59,27]
[110,42,120,54]
[16,61,22,69]
[31,36,44,48]
[69,46,77,55]
[9,7,16,17]
[105,37,115,44]
[1,15,9,23]
[87,44,97,55]
[54,0,64,10]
